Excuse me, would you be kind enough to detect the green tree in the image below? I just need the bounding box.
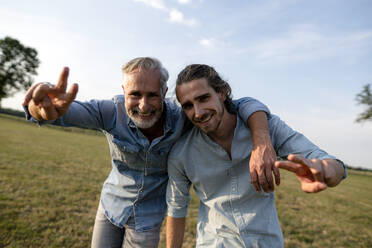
[355,84,372,122]
[0,36,40,106]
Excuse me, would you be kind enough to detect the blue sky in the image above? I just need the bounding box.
[1,0,372,169]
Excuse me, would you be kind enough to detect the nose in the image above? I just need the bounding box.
[194,104,206,120]
[139,97,151,113]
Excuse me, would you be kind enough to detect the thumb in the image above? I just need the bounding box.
[301,181,327,193]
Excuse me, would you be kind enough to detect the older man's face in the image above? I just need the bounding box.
[123,69,165,129]
[176,78,226,136]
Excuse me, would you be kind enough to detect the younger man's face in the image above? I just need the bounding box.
[176,78,226,135]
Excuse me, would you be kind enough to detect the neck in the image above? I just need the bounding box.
[208,111,236,158]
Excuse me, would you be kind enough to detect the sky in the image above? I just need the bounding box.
[1,0,372,169]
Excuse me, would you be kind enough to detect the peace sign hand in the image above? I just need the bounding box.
[274,154,327,193]
[22,67,79,121]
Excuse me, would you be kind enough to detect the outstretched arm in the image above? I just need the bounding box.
[22,67,78,121]
[166,216,185,248]
[275,154,345,193]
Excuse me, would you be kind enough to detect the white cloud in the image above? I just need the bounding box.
[199,38,213,47]
[178,0,191,4]
[198,38,232,50]
[169,9,197,27]
[133,0,167,10]
[169,9,184,22]
[133,0,197,27]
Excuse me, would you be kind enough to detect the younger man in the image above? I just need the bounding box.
[166,64,346,247]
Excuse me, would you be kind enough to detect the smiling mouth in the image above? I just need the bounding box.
[195,114,213,126]
[132,110,155,118]
[138,112,153,117]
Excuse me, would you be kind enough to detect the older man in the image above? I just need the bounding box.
[23,57,276,248]
[166,64,346,248]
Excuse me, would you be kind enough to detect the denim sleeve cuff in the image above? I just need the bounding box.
[335,159,347,179]
[167,206,188,218]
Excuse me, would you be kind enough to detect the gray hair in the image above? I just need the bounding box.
[122,57,169,95]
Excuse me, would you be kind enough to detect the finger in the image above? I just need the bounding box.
[301,181,327,193]
[22,82,44,106]
[66,83,79,103]
[250,170,261,192]
[32,84,59,105]
[56,67,69,93]
[40,96,59,120]
[273,165,280,186]
[265,166,274,191]
[258,173,270,193]
[287,154,308,166]
[275,160,302,173]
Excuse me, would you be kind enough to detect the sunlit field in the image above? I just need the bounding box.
[1,114,371,247]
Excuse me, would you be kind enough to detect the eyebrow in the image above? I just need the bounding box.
[181,101,192,109]
[128,90,160,96]
[195,93,210,100]
[181,93,210,108]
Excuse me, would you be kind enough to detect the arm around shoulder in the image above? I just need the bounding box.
[235,97,279,193]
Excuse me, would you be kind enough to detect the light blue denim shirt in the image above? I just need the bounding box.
[166,114,345,247]
[25,95,269,231]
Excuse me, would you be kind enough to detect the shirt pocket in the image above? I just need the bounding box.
[147,147,169,174]
[112,138,141,170]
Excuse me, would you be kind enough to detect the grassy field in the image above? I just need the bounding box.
[1,114,371,247]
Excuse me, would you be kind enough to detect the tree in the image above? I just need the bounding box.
[0,36,40,106]
[355,84,372,122]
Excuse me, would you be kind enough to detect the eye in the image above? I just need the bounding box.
[148,92,160,98]
[199,94,210,102]
[182,103,193,111]
[130,92,141,97]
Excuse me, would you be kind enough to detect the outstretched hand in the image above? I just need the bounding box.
[275,154,327,193]
[22,67,78,121]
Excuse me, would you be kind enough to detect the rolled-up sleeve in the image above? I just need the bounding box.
[166,155,192,218]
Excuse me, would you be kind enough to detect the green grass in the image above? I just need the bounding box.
[1,114,371,247]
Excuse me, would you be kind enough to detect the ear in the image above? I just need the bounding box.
[219,89,226,102]
[121,84,125,92]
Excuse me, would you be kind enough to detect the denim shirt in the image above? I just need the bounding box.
[166,114,345,247]
[25,95,269,231]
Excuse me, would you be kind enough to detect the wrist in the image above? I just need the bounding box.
[252,130,271,148]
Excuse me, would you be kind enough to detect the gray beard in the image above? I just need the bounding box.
[127,104,163,129]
